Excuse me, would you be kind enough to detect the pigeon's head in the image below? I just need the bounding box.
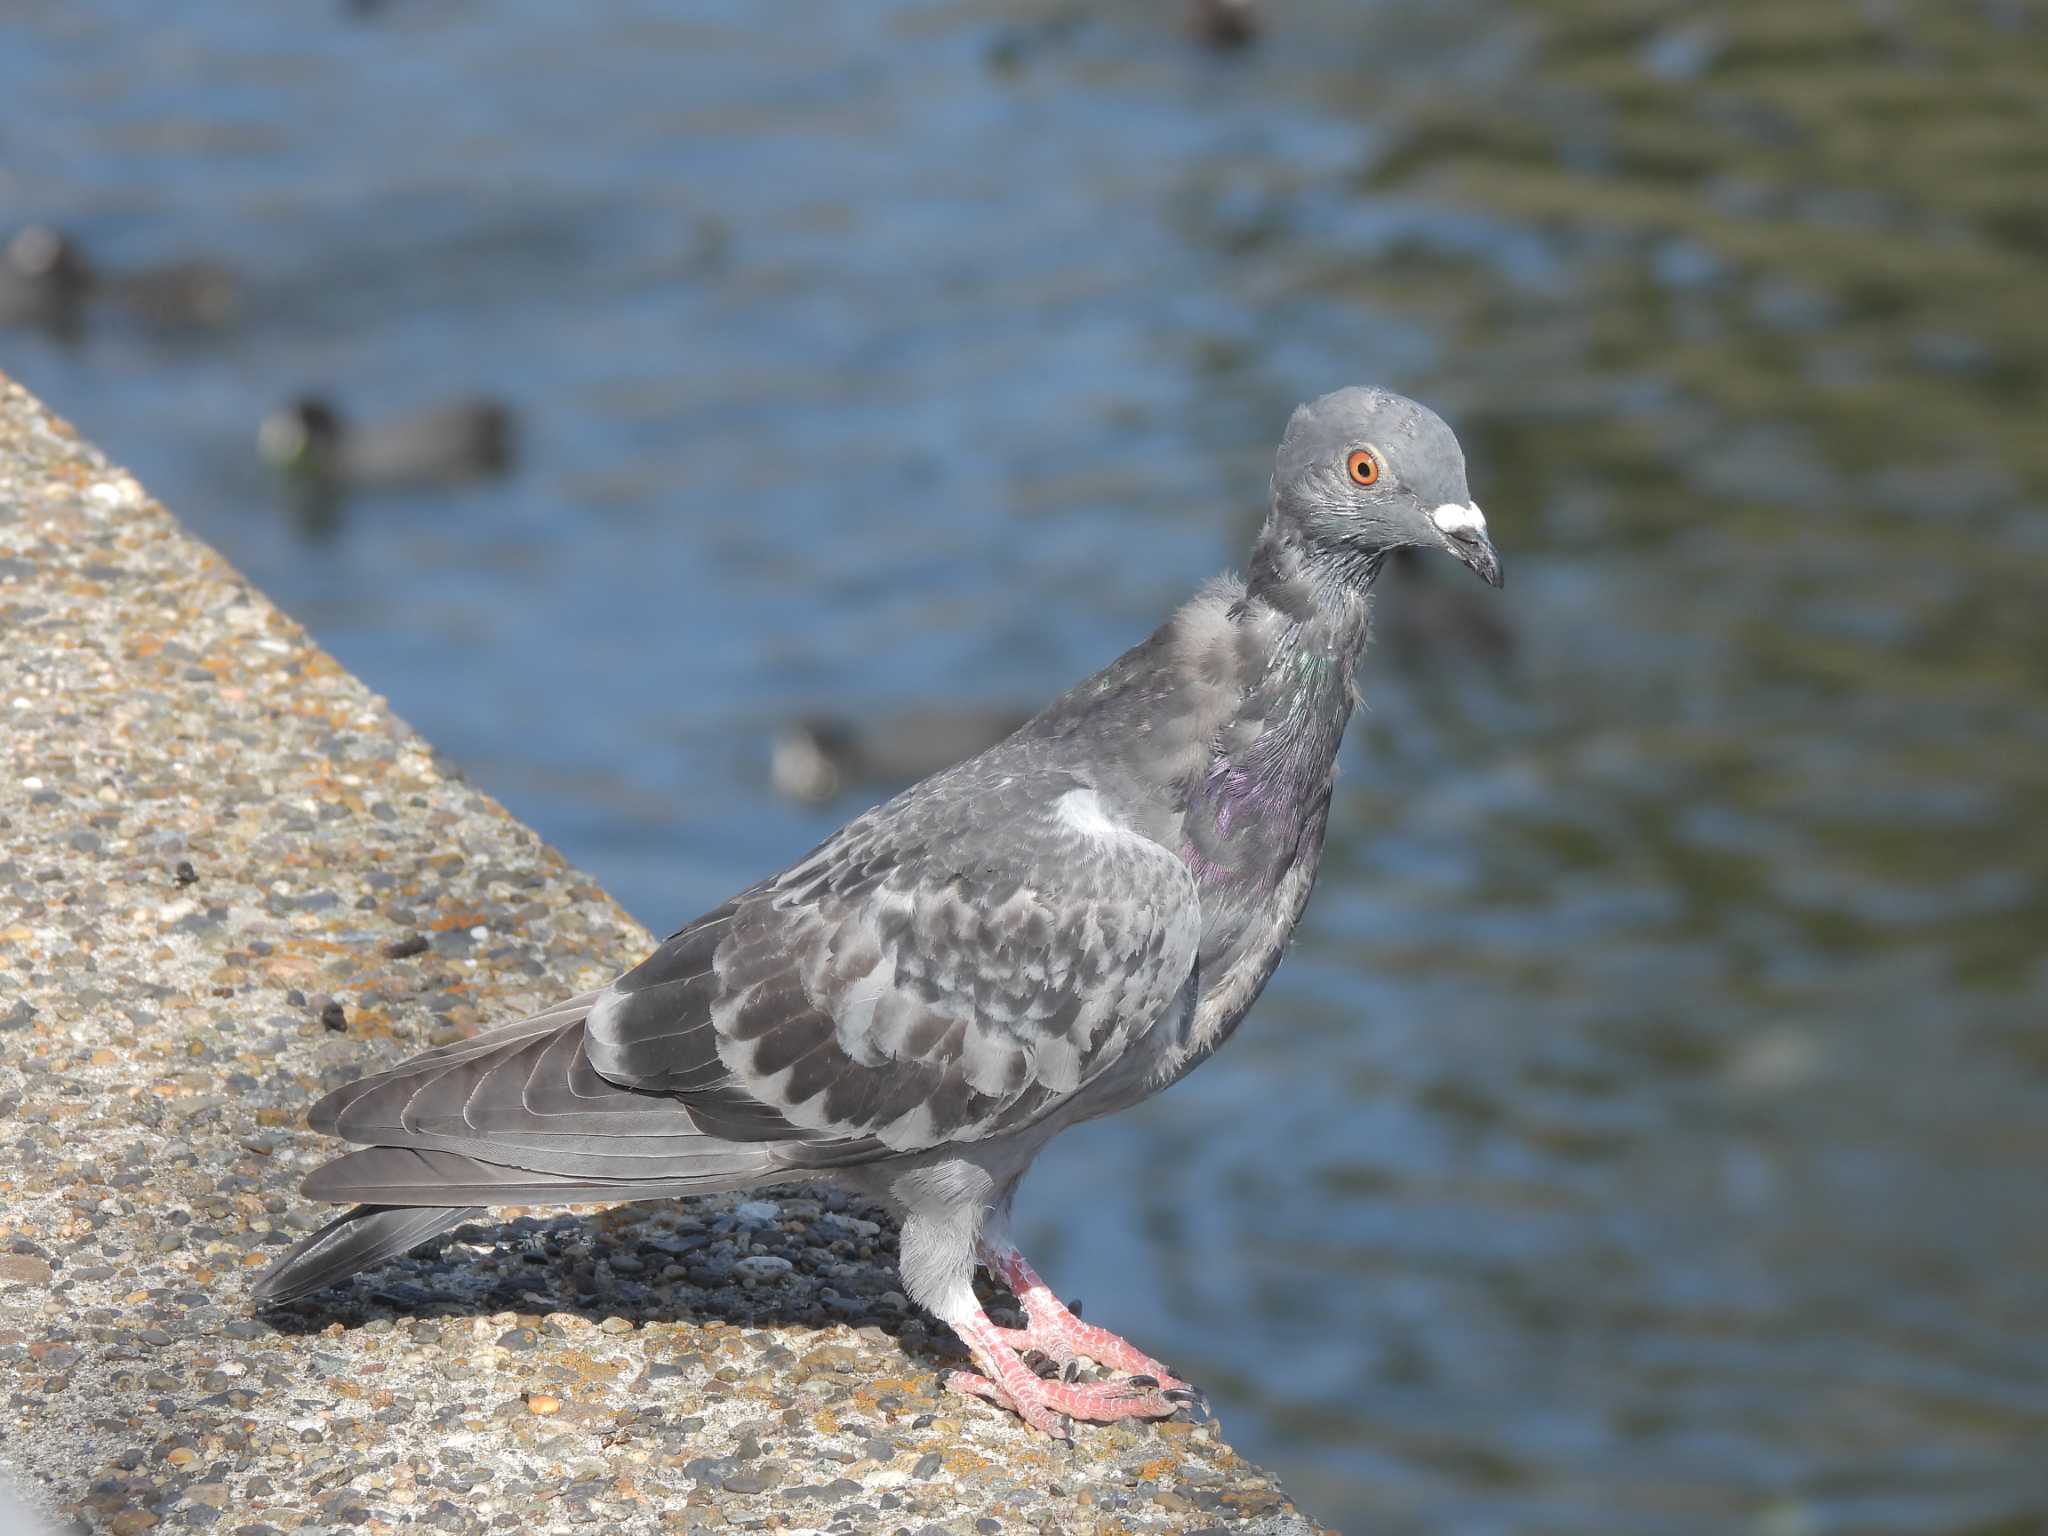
[1272,386,1501,587]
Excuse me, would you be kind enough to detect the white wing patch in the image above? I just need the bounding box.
[1056,787,1147,847]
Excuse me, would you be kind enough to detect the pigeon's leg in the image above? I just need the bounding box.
[909,1182,1198,1433]
[982,1244,1193,1392]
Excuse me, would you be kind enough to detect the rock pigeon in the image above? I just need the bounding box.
[255,385,1502,1435]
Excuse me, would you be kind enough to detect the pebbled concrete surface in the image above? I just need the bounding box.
[0,370,1323,1536]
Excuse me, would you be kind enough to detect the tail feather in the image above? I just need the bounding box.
[252,1204,480,1306]
[302,1144,782,1205]
[258,988,800,1307]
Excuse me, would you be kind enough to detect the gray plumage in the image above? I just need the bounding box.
[255,386,1500,1421]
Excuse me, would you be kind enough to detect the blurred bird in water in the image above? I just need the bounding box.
[256,386,1502,1436]
[0,227,90,331]
[0,226,236,334]
[771,708,1036,807]
[259,395,515,491]
[1377,545,1516,667]
[1189,0,1259,50]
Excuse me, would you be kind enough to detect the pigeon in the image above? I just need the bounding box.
[255,385,1502,1435]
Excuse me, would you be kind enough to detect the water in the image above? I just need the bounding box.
[6,2,2048,1528]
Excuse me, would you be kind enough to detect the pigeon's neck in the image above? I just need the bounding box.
[1176,522,1373,889]
[1241,520,1377,659]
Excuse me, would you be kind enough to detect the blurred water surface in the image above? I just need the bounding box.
[7,1,2048,1529]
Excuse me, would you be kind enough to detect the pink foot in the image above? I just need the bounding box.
[944,1308,1198,1437]
[985,1246,1191,1388]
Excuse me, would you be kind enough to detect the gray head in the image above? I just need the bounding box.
[1271,386,1501,588]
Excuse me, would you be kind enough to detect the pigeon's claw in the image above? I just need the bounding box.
[947,1310,1187,1435]
[936,1243,1210,1434]
[985,1245,1193,1391]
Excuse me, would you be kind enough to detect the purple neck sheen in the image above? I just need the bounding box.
[1179,517,1376,889]
[1181,674,1343,887]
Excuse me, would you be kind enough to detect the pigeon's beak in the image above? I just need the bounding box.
[1428,502,1503,589]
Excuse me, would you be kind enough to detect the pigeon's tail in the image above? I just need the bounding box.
[253,1143,787,1306]
[252,1203,481,1306]
[253,987,799,1307]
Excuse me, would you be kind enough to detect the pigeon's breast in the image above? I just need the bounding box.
[1176,775,1337,1072]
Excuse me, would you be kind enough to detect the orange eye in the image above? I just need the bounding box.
[1346,448,1381,487]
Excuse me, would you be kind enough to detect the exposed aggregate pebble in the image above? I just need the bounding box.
[0,372,1324,1534]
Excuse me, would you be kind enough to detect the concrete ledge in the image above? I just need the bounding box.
[0,372,1321,1536]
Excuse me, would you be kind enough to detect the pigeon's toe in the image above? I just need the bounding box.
[945,1359,1185,1433]
[947,1304,1199,1433]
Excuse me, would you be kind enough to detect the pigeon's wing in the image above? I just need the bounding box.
[585,768,1203,1153]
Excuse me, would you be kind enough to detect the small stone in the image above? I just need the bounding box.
[382,933,429,960]
[525,1393,563,1416]
[732,1255,793,1285]
[173,860,199,886]
[0,1254,53,1286]
[599,1316,633,1335]
[318,999,348,1032]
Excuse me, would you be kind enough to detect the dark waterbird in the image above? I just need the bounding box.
[0,227,92,329]
[0,225,236,334]
[770,707,1036,807]
[255,385,1502,1435]
[1189,0,1259,50]
[258,395,514,490]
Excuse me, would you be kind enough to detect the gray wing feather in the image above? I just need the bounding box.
[317,1014,780,1179]
[588,767,1202,1152]
[292,763,1198,1216]
[308,989,603,1135]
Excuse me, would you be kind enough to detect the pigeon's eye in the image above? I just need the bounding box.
[1345,449,1381,487]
